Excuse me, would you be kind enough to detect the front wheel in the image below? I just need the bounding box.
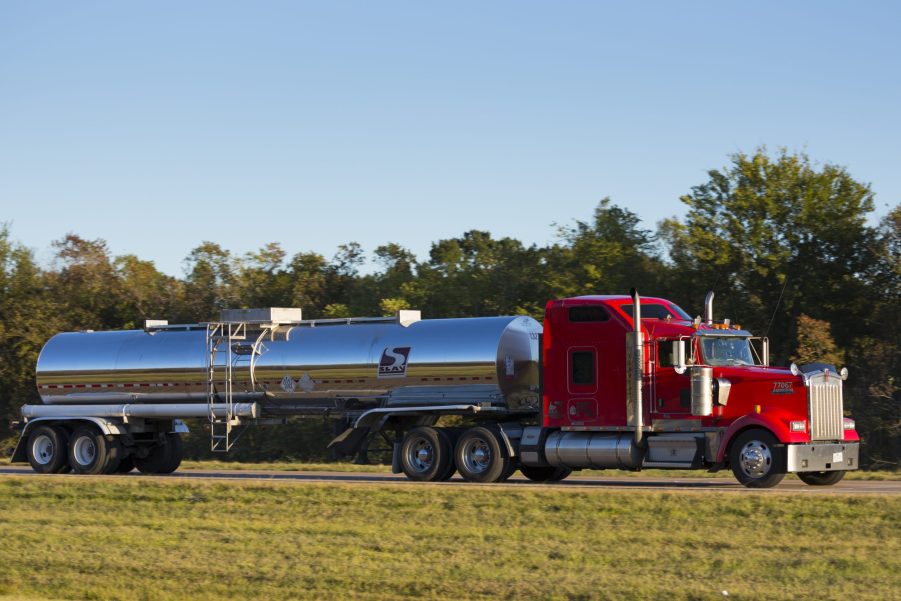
[729,429,786,488]
[797,471,846,486]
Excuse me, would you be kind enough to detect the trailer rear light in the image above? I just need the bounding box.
[843,417,855,430]
[790,420,807,433]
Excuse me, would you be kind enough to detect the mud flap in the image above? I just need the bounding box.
[327,426,371,457]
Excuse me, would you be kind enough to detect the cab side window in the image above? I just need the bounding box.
[571,350,595,385]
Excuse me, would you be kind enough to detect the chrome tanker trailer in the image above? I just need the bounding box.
[12,308,544,481]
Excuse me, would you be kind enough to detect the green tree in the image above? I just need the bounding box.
[791,314,844,366]
[182,242,239,320]
[546,198,662,299]
[659,148,877,360]
[0,226,61,427]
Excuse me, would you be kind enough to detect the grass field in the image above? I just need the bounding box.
[177,459,901,480]
[0,477,897,601]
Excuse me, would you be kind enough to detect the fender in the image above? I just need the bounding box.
[716,409,808,463]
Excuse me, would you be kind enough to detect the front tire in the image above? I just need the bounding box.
[26,425,70,474]
[454,426,510,483]
[399,427,454,482]
[797,470,846,486]
[729,429,786,488]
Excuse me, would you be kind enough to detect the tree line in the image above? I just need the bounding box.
[1,149,898,467]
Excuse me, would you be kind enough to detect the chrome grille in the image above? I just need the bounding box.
[808,373,843,441]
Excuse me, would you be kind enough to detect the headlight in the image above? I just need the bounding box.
[790,363,801,376]
[790,420,807,432]
[843,417,856,430]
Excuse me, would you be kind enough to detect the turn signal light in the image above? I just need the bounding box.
[790,420,807,432]
[843,417,856,430]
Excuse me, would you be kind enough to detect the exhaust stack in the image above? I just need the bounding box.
[704,290,715,324]
[629,288,644,444]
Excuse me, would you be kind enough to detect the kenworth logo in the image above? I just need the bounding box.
[378,347,411,378]
[772,381,794,395]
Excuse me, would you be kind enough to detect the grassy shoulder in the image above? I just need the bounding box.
[177,459,901,480]
[1,477,898,601]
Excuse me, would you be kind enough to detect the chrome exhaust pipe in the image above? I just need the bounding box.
[629,288,643,444]
[704,290,715,324]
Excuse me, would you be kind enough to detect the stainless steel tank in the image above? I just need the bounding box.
[36,314,542,416]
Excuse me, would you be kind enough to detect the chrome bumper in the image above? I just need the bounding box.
[786,442,859,472]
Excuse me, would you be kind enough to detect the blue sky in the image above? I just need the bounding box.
[1,1,898,275]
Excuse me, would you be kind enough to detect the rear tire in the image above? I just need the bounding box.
[520,465,572,483]
[454,426,510,483]
[26,425,70,474]
[68,426,121,475]
[729,429,786,488]
[115,455,135,474]
[400,427,454,482]
[797,470,846,486]
[135,433,183,475]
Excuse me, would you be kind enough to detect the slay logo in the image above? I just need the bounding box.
[772,381,794,395]
[378,347,411,378]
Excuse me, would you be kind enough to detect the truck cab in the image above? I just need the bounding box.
[537,292,859,487]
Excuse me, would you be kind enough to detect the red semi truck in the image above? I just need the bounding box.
[12,290,858,488]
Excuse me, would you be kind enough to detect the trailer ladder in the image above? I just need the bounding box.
[206,322,251,452]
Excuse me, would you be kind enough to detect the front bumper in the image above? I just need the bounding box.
[786,442,859,472]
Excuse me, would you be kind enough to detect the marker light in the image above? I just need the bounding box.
[843,417,856,431]
[790,420,807,433]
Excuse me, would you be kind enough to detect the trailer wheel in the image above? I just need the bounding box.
[519,465,572,483]
[115,455,135,474]
[454,426,510,483]
[160,434,183,474]
[729,429,786,488]
[135,433,183,475]
[797,470,846,486]
[68,426,120,475]
[400,427,454,481]
[26,425,70,474]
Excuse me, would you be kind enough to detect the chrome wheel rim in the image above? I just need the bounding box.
[31,435,54,465]
[739,440,772,478]
[73,436,96,467]
[462,438,491,474]
[405,436,434,473]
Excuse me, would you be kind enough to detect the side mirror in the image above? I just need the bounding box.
[673,340,687,374]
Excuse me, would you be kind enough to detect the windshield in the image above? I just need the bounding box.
[700,336,755,366]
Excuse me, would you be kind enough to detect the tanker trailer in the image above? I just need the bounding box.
[12,308,543,482]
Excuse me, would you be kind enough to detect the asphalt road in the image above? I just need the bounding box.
[1,465,898,494]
